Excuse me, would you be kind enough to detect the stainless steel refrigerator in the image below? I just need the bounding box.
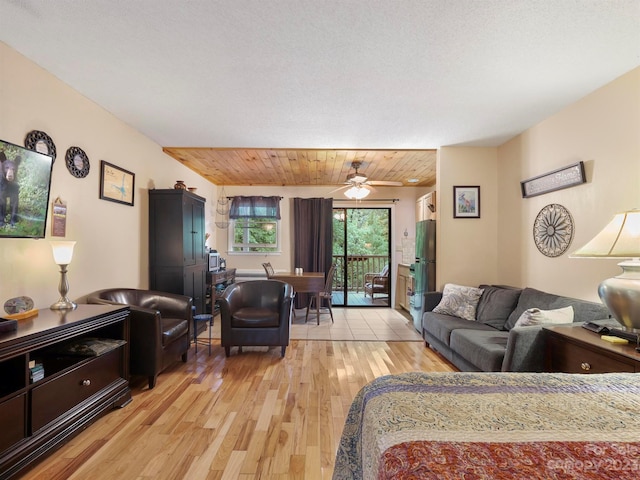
[410,219,436,331]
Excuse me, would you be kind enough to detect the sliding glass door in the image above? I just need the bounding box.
[332,207,391,307]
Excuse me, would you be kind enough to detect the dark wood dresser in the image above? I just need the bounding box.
[544,323,640,373]
[0,305,131,479]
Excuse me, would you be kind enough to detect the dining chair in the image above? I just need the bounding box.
[305,263,337,325]
[262,262,275,278]
[262,261,296,316]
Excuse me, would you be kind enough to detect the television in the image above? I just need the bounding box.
[0,138,54,239]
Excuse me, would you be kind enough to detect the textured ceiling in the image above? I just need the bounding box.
[1,1,638,186]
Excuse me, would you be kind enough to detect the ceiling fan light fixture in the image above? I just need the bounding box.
[344,185,370,200]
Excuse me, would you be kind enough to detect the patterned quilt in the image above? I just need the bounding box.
[332,372,640,479]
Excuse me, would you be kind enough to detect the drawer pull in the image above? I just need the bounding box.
[581,362,591,371]
[81,379,91,386]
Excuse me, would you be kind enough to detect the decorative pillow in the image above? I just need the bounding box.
[476,286,522,330]
[433,284,484,321]
[514,306,574,327]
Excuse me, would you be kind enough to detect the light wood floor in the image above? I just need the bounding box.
[22,339,455,480]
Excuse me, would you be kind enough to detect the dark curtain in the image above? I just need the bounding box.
[293,198,333,307]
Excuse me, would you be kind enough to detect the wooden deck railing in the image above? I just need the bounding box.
[331,255,389,292]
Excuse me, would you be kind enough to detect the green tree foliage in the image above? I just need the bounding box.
[232,218,278,252]
[332,208,390,290]
[334,208,389,256]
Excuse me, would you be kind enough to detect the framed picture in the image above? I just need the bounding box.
[99,160,135,206]
[453,186,480,218]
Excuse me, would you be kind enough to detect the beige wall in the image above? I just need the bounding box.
[0,42,217,308]
[435,147,499,289]
[2,39,637,309]
[496,67,640,302]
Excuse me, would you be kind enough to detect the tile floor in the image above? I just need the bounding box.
[207,307,423,341]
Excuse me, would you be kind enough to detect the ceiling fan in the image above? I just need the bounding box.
[332,161,403,199]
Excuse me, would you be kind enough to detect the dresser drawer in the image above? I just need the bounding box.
[31,348,122,432]
[0,394,26,453]
[548,335,636,373]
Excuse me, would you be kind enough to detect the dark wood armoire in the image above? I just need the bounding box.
[149,189,207,314]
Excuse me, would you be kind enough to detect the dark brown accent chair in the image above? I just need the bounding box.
[87,288,192,389]
[218,280,294,357]
[306,263,337,324]
[364,264,390,300]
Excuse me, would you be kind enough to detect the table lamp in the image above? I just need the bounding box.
[50,241,77,310]
[570,210,640,331]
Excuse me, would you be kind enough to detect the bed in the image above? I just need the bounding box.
[333,372,640,479]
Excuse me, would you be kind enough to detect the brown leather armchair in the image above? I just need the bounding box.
[218,280,294,357]
[87,288,192,389]
[364,264,390,300]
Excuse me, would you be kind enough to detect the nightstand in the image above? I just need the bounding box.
[544,323,640,373]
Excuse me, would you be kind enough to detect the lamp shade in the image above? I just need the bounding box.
[344,185,370,200]
[570,210,640,331]
[570,210,640,258]
[51,241,76,264]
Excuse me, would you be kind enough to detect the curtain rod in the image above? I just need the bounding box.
[226,196,283,200]
[224,196,397,202]
[333,198,399,203]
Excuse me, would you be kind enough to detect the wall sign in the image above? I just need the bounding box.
[521,161,586,198]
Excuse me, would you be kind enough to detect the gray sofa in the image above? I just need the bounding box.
[421,285,611,372]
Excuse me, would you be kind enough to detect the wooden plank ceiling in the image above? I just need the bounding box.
[162,148,437,187]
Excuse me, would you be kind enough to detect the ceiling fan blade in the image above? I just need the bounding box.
[328,184,350,194]
[368,180,403,186]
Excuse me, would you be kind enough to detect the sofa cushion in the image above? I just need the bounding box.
[449,329,509,372]
[504,287,610,330]
[476,286,522,329]
[161,318,189,346]
[514,306,574,327]
[432,284,484,321]
[423,312,495,347]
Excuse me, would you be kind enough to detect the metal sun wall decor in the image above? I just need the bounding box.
[533,204,574,257]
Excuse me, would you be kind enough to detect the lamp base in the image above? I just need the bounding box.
[598,261,640,331]
[50,299,77,310]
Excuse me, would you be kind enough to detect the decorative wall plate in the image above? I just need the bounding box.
[24,130,57,162]
[533,204,574,257]
[65,146,90,178]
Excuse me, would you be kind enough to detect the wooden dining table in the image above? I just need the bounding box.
[271,272,325,324]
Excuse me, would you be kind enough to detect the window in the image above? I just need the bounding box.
[228,196,281,253]
[229,218,279,252]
